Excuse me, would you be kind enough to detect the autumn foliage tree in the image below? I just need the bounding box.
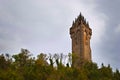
[0,49,120,80]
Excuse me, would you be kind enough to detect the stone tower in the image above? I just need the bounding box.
[70,13,92,67]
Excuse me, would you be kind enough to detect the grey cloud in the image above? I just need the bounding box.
[0,0,72,54]
[93,0,120,69]
[0,0,119,69]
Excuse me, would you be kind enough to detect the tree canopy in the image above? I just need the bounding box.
[0,49,120,80]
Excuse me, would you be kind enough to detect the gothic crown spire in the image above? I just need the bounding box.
[72,12,89,27]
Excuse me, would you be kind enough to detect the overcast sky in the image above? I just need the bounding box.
[0,0,120,69]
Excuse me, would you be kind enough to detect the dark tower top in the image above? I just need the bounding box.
[70,13,92,68]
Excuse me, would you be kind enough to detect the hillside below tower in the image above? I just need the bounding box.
[70,13,92,67]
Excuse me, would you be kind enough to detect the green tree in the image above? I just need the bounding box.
[113,69,120,80]
[99,64,113,80]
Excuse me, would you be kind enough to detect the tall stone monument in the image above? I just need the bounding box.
[70,13,92,67]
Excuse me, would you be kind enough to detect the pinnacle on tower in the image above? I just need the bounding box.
[86,22,89,27]
[72,21,75,26]
[78,12,82,20]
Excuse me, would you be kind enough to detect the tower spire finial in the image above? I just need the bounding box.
[78,12,82,20]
